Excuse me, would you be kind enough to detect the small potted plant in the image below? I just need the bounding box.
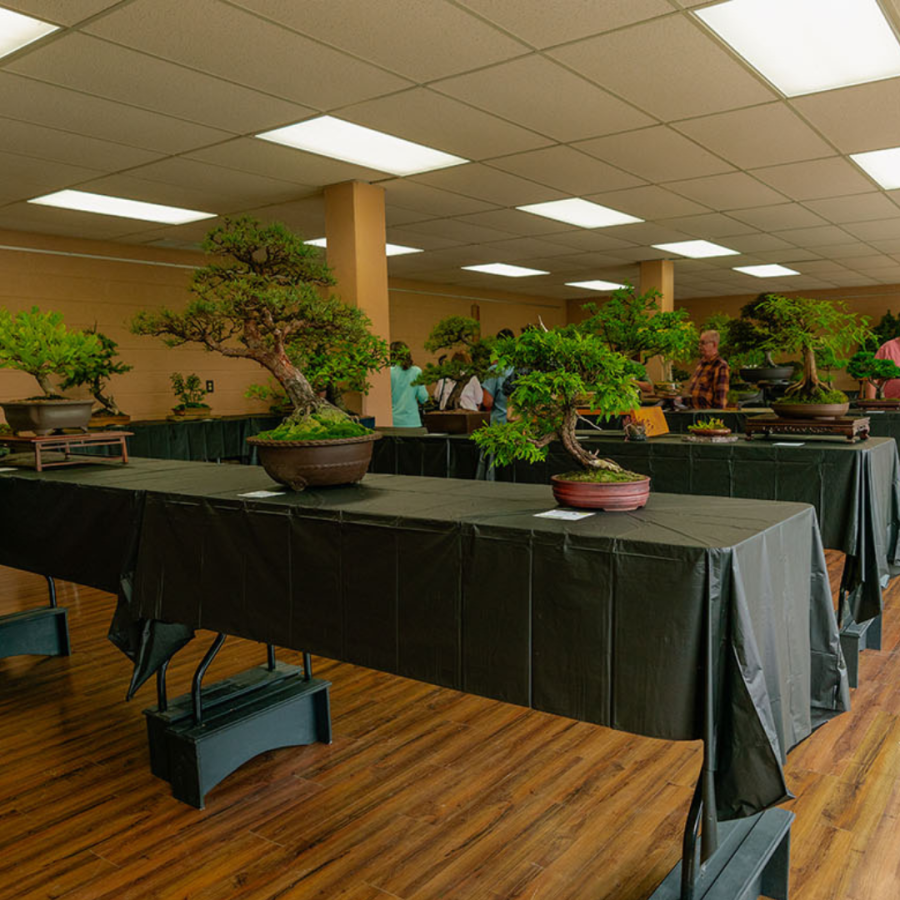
[61,327,132,428]
[168,373,212,420]
[415,315,493,434]
[847,350,900,407]
[686,417,734,441]
[0,306,100,434]
[472,325,648,511]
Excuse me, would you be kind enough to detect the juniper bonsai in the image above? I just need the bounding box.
[847,351,900,399]
[61,327,131,416]
[414,315,493,409]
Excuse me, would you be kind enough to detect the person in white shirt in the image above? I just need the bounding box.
[433,352,483,411]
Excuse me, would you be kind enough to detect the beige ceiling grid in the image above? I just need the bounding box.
[2,0,900,298]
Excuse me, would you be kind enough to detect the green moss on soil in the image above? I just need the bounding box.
[256,411,373,442]
[782,388,848,404]
[557,468,646,484]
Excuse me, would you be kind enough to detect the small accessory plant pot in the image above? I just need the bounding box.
[687,418,732,438]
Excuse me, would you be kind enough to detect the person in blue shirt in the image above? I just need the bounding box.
[390,341,429,427]
[482,328,515,424]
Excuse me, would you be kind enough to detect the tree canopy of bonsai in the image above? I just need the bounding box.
[414,315,493,409]
[847,351,900,399]
[132,217,385,433]
[0,306,101,398]
[700,312,765,372]
[471,326,645,481]
[578,284,697,380]
[755,294,870,403]
[170,372,210,410]
[862,309,900,353]
[61,327,131,416]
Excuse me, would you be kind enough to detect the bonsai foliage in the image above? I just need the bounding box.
[755,295,870,402]
[170,373,210,410]
[847,351,900,399]
[579,284,698,379]
[700,312,765,372]
[0,306,101,398]
[861,309,900,353]
[133,217,385,426]
[471,326,643,478]
[414,315,493,409]
[61,328,131,416]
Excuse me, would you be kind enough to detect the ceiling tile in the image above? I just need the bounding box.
[84,0,412,108]
[453,209,578,236]
[0,201,155,240]
[656,212,758,238]
[666,173,786,209]
[868,266,900,282]
[838,254,900,270]
[822,272,879,286]
[750,157,874,201]
[394,218,519,245]
[339,88,552,161]
[228,0,528,81]
[596,223,691,244]
[810,241,876,258]
[791,79,900,154]
[411,163,565,207]
[804,193,900,224]
[538,231,638,252]
[8,34,316,135]
[453,0,672,48]
[843,218,900,241]
[478,237,586,260]
[486,146,644,194]
[873,238,900,253]
[673,103,833,169]
[380,180,499,218]
[383,229,463,251]
[0,151,106,202]
[239,196,326,235]
[431,55,653,142]
[574,126,734,183]
[729,203,828,231]
[726,234,796,252]
[772,225,856,247]
[0,0,119,25]
[548,16,775,120]
[587,185,708,219]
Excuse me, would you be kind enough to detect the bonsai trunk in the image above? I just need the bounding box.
[786,346,821,398]
[446,379,466,410]
[559,407,623,472]
[93,385,123,416]
[35,370,55,397]
[265,352,343,419]
[875,380,886,400]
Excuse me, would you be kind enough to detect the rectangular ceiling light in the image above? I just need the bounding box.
[462,263,549,277]
[305,237,423,256]
[696,0,900,97]
[0,7,58,59]
[851,146,900,189]
[28,190,216,224]
[256,116,468,176]
[566,280,626,291]
[517,198,643,228]
[734,264,800,277]
[653,240,739,259]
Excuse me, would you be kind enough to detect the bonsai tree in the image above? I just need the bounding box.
[847,351,900,399]
[414,315,493,409]
[170,373,210,412]
[133,217,386,435]
[754,295,870,403]
[578,284,697,382]
[471,325,644,481]
[700,312,765,371]
[61,327,131,417]
[0,306,101,398]
[861,309,900,353]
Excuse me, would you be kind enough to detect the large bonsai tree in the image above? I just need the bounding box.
[847,351,900,399]
[471,326,643,478]
[133,217,385,425]
[0,306,101,398]
[578,284,697,381]
[414,315,493,409]
[61,327,131,416]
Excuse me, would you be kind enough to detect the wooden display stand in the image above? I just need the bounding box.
[0,431,132,471]
[745,415,870,443]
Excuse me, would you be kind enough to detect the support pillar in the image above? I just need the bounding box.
[324,181,392,425]
[640,259,676,383]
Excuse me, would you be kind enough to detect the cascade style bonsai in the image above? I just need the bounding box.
[847,351,900,400]
[61,327,131,417]
[471,325,645,481]
[414,315,493,409]
[133,217,387,439]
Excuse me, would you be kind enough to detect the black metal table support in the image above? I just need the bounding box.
[837,572,882,689]
[144,637,331,808]
[0,576,70,660]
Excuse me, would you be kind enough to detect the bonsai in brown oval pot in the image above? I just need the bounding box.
[471,324,649,511]
[133,216,388,489]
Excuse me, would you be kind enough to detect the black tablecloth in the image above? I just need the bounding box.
[0,459,849,819]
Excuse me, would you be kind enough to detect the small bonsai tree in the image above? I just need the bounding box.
[133,217,386,434]
[170,373,210,411]
[471,326,644,481]
[0,306,101,398]
[61,327,131,416]
[861,309,900,353]
[847,351,900,399]
[414,315,493,409]
[578,284,698,381]
[755,295,870,403]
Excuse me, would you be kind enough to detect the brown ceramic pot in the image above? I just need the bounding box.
[422,410,490,434]
[0,399,94,435]
[550,474,651,511]
[770,401,849,420]
[247,433,381,490]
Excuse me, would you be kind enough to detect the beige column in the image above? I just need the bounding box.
[639,259,676,383]
[324,181,392,424]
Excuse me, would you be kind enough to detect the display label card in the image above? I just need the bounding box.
[534,509,596,521]
[0,467,16,473]
[867,410,886,414]
[237,490,286,498]
[773,442,805,447]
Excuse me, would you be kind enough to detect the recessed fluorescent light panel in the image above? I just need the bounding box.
[517,198,643,228]
[851,147,900,189]
[256,116,468,176]
[734,264,800,278]
[653,240,739,259]
[0,7,58,59]
[28,190,215,225]
[304,237,423,257]
[696,0,900,97]
[565,280,626,291]
[462,263,549,278]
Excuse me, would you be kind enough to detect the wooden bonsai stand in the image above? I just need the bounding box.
[745,415,870,443]
[0,431,132,471]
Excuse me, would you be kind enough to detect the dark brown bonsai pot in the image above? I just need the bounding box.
[422,410,490,435]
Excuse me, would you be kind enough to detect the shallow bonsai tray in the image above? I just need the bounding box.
[0,431,132,471]
[745,415,870,443]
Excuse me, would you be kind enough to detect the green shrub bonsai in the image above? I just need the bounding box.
[0,306,101,398]
[133,217,388,438]
[414,315,493,409]
[471,326,645,481]
[170,373,210,411]
[61,327,131,416]
[861,309,900,353]
[847,351,900,399]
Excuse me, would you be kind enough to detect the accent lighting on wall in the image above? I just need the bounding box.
[28,190,216,224]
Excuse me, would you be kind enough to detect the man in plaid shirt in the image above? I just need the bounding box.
[683,330,730,409]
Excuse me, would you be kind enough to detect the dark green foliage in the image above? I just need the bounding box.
[170,373,210,410]
[414,316,494,409]
[700,312,766,369]
[847,350,900,398]
[61,328,131,415]
[781,387,848,404]
[862,310,900,352]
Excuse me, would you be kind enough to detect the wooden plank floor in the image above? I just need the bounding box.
[0,552,898,900]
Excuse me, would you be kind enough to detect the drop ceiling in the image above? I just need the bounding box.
[3,0,900,299]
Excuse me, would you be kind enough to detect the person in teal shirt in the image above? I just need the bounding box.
[390,341,429,427]
[482,329,515,424]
